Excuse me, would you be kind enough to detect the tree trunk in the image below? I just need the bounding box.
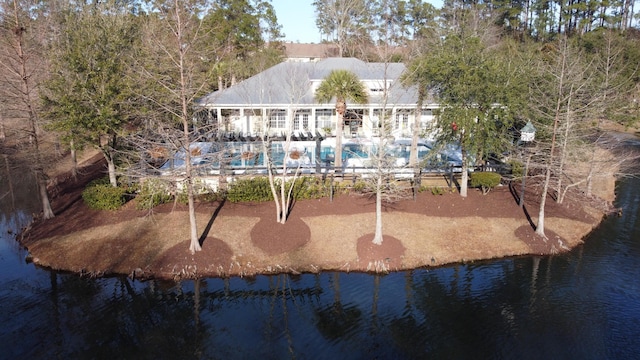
[187,181,200,253]
[4,154,15,209]
[184,134,201,253]
[37,169,54,219]
[459,147,468,197]
[372,175,383,245]
[11,11,53,220]
[537,36,567,238]
[536,166,551,238]
[335,110,343,171]
[279,170,287,224]
[279,122,291,224]
[555,85,574,204]
[107,156,117,187]
[524,0,530,33]
[537,117,560,238]
[70,139,78,181]
[184,128,200,253]
[264,136,284,223]
[101,136,118,187]
[409,87,424,168]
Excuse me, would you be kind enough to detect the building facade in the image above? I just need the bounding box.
[196,57,438,142]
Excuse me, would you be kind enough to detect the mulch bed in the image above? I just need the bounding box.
[21,155,600,278]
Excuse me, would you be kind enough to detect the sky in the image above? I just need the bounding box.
[271,0,444,44]
[271,0,321,43]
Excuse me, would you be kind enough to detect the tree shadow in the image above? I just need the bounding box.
[198,198,226,247]
[284,176,311,221]
[285,196,297,221]
[445,170,460,192]
[509,181,536,230]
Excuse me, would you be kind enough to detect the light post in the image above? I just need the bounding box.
[519,121,536,208]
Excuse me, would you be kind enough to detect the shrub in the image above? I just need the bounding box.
[470,171,502,195]
[226,177,273,202]
[289,177,330,199]
[330,179,349,196]
[226,176,335,203]
[197,190,226,202]
[135,178,173,210]
[88,176,112,187]
[82,178,127,210]
[175,189,189,205]
[417,185,446,195]
[175,178,223,205]
[351,180,369,193]
[509,159,523,178]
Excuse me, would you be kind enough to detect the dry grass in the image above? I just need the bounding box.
[27,206,598,278]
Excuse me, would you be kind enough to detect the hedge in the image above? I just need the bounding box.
[82,177,128,210]
[470,171,502,195]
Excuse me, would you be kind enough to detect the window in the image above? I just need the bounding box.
[395,111,409,130]
[294,110,310,131]
[269,110,286,129]
[420,109,434,130]
[316,109,333,129]
[220,109,240,131]
[372,109,391,122]
[372,109,391,135]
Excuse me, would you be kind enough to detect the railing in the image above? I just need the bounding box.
[177,164,465,190]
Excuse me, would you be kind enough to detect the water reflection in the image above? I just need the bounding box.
[1,156,640,358]
[2,246,639,359]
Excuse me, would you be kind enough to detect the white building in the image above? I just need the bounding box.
[195,57,438,141]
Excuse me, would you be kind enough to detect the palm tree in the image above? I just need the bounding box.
[315,70,368,171]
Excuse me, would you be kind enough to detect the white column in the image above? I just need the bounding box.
[263,107,267,136]
[365,107,373,137]
[216,108,222,132]
[240,108,247,134]
[287,107,293,134]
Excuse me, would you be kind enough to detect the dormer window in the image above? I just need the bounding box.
[366,79,390,93]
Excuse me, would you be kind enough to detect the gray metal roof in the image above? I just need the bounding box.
[196,58,428,108]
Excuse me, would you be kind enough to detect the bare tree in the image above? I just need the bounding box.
[344,46,417,246]
[526,34,636,238]
[527,36,575,238]
[583,29,640,198]
[221,61,313,224]
[313,0,374,57]
[262,64,312,224]
[532,36,593,238]
[0,110,5,143]
[0,0,54,219]
[136,0,218,253]
[261,115,303,224]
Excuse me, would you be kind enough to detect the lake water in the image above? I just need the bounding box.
[1,155,639,359]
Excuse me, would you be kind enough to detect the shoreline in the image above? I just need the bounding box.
[20,160,613,280]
